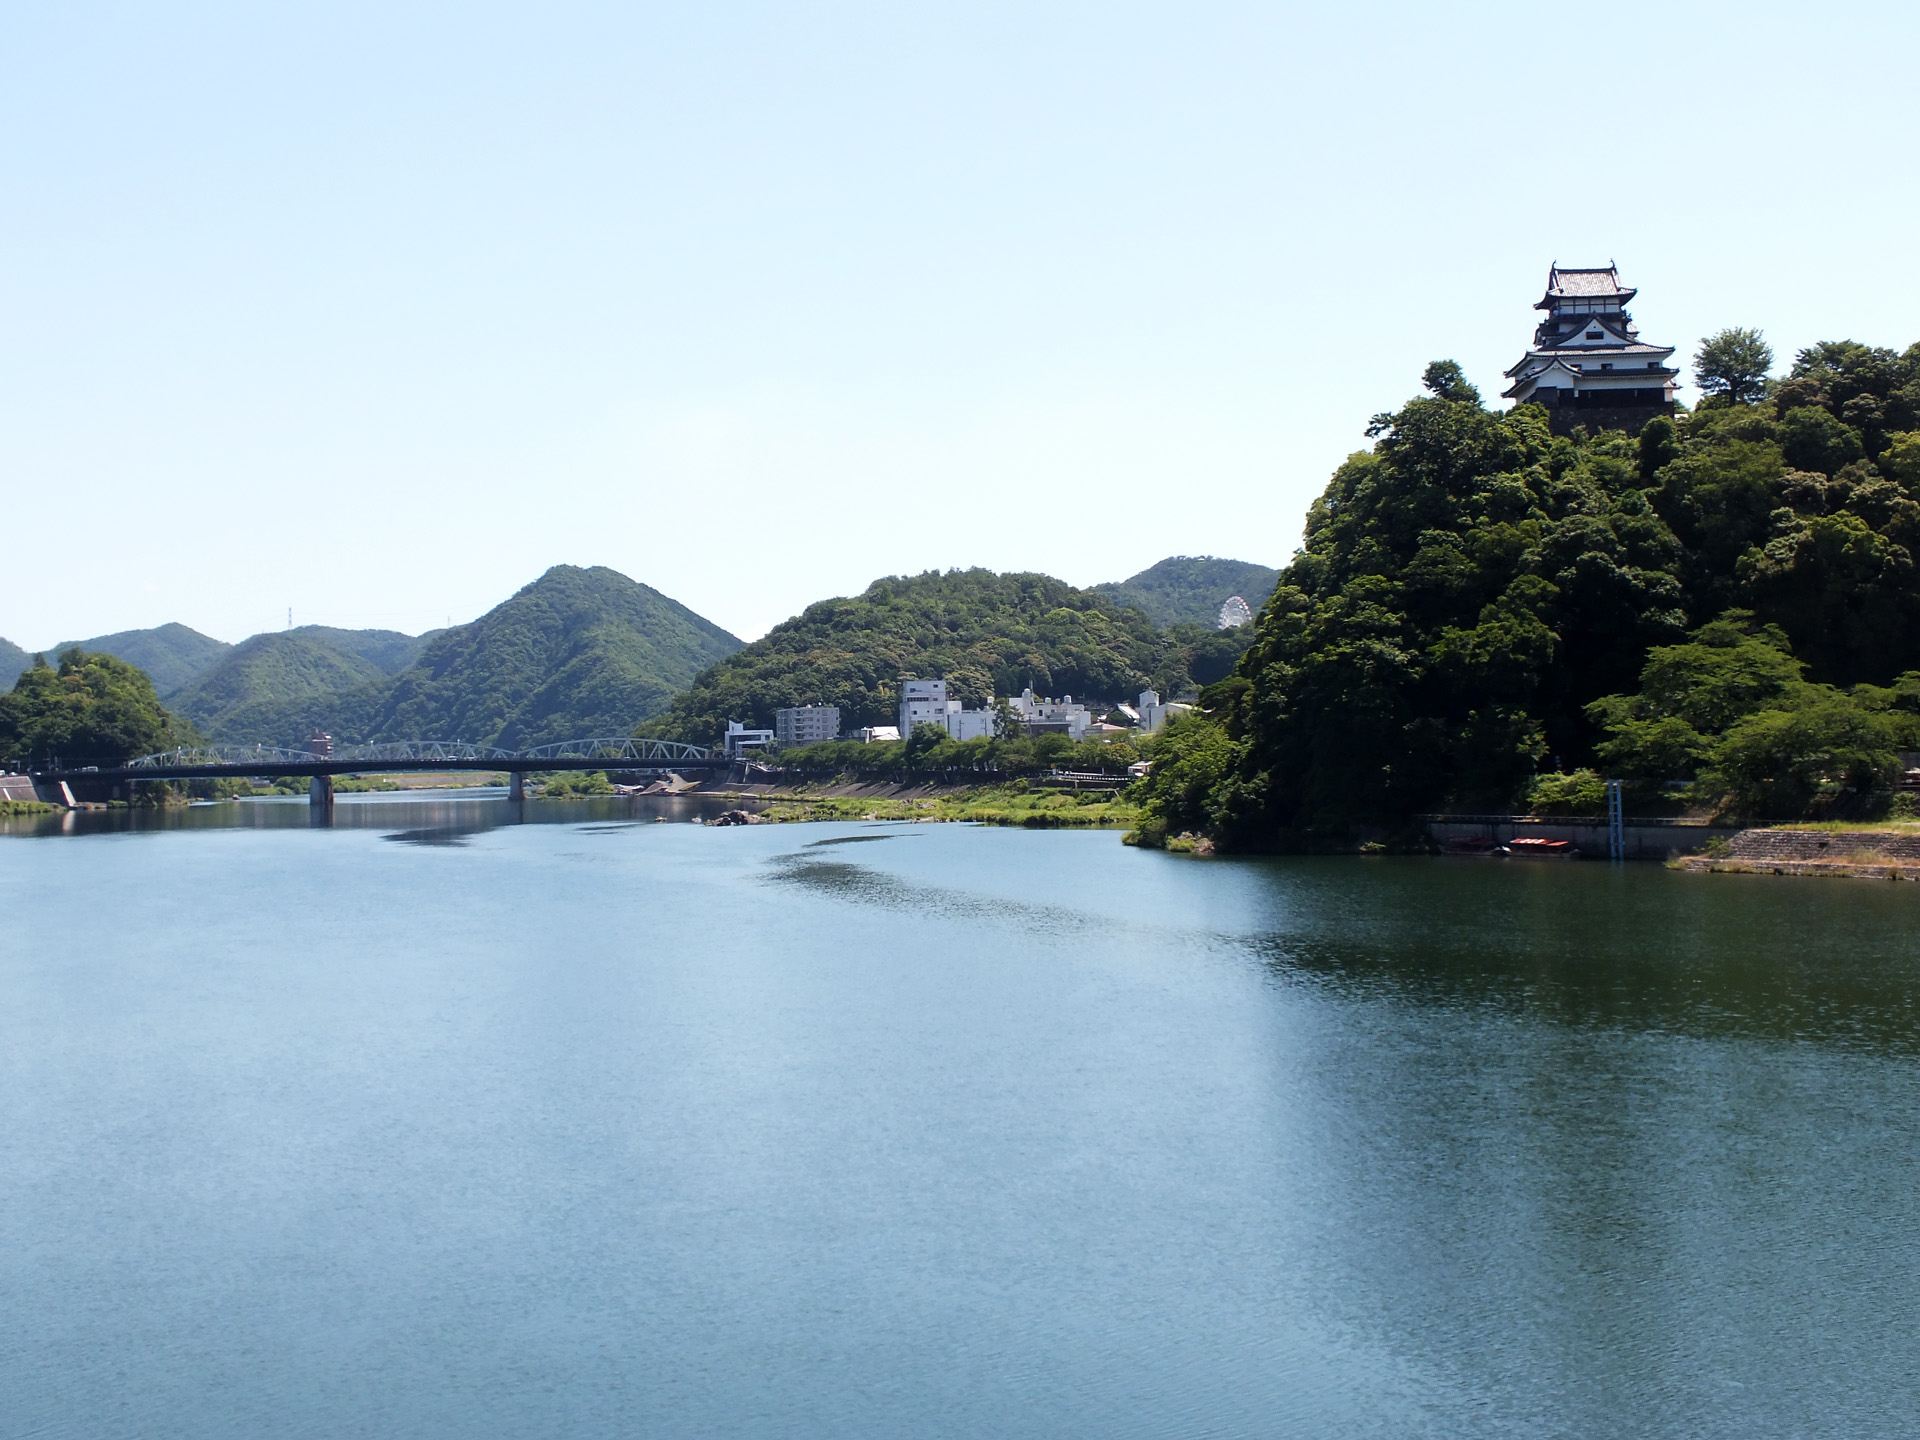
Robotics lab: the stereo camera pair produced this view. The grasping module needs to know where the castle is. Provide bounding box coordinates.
[1502,264,1678,436]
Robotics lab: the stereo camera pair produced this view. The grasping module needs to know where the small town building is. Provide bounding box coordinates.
[898,678,997,742]
[853,725,901,743]
[1217,596,1254,628]
[1502,264,1678,436]
[1136,689,1192,735]
[1012,687,1093,740]
[723,720,775,758]
[775,705,840,746]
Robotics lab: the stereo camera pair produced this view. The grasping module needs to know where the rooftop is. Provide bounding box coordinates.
[1537,264,1636,304]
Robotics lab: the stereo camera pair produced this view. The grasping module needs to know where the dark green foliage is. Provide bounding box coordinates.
[168,630,401,742]
[1421,359,1481,405]
[1091,555,1280,630]
[1589,614,1920,819]
[1693,327,1773,405]
[0,650,184,767]
[1145,331,1920,844]
[368,566,741,747]
[169,567,740,747]
[641,569,1172,744]
[43,623,232,696]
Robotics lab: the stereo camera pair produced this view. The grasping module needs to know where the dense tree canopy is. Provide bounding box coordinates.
[1693,327,1774,405]
[0,650,184,768]
[1137,335,1920,844]
[639,568,1240,744]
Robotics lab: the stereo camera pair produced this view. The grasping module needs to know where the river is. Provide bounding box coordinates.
[3,798,1917,1437]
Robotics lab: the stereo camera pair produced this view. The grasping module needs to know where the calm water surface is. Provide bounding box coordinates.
[3,799,1917,1437]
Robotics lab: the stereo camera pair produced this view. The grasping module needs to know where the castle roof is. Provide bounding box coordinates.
[1535,263,1636,308]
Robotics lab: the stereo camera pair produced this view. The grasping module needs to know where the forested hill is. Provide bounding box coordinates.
[1094,556,1280,629]
[639,568,1254,743]
[364,565,742,747]
[46,623,232,696]
[169,566,743,747]
[1137,342,1920,844]
[167,627,429,742]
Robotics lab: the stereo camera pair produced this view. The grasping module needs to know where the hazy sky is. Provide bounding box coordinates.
[4,2,1916,647]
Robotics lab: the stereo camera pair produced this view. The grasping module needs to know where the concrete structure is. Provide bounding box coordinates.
[1421,814,1737,862]
[899,678,998,743]
[1136,690,1192,735]
[724,720,775,759]
[1502,264,1678,436]
[775,705,841,746]
[1012,687,1093,740]
[1218,595,1254,628]
[853,726,901,744]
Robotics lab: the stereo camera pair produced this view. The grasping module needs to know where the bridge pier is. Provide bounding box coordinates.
[310,774,334,816]
[509,771,525,803]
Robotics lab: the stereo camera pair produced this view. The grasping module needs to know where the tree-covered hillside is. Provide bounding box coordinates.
[0,650,186,768]
[641,568,1241,744]
[167,629,413,742]
[366,565,742,746]
[1137,342,1920,844]
[1093,556,1279,629]
[45,623,232,696]
[171,566,741,747]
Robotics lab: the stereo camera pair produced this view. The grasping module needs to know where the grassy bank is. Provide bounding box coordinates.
[732,781,1140,828]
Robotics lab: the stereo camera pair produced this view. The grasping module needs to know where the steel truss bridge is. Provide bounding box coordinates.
[32,738,723,803]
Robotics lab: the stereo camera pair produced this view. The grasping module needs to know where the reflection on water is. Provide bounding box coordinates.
[2,823,1917,1438]
[0,788,761,840]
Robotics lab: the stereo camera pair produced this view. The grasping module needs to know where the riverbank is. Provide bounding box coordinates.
[1678,826,1920,880]
[692,777,1139,828]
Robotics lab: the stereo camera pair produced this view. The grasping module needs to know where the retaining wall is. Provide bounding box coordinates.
[1422,816,1739,861]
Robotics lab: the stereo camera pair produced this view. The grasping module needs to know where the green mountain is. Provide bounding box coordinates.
[177,565,742,747]
[362,565,742,746]
[43,623,232,696]
[167,627,427,742]
[1093,556,1280,629]
[641,568,1219,745]
[0,636,31,689]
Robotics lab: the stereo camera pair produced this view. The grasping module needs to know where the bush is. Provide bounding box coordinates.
[1525,769,1606,815]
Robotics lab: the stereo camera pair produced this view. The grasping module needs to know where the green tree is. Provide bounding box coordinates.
[1694,327,1773,405]
[1421,359,1481,405]
[0,650,183,767]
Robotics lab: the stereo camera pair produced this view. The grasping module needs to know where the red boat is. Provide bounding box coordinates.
[1507,837,1573,858]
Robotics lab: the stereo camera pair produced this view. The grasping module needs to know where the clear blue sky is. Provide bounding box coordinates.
[4,2,1916,646]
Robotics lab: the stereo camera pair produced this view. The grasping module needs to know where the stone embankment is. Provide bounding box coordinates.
[1680,828,1920,881]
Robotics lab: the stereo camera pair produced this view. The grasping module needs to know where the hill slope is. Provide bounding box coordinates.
[1093,556,1280,629]
[174,567,740,747]
[167,630,409,742]
[0,636,30,689]
[41,623,231,695]
[364,566,743,746]
[641,568,1182,744]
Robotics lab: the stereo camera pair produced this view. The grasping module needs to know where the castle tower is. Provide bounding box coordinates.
[1502,264,1678,436]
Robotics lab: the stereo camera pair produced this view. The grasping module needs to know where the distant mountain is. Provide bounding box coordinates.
[42,623,232,695]
[0,636,31,689]
[176,566,742,747]
[363,565,742,747]
[1093,556,1280,629]
[167,627,429,742]
[641,567,1225,744]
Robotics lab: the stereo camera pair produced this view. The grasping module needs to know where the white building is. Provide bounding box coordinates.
[899,678,998,743]
[1012,687,1093,740]
[853,725,901,744]
[1136,690,1193,734]
[723,720,775,758]
[775,705,840,746]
